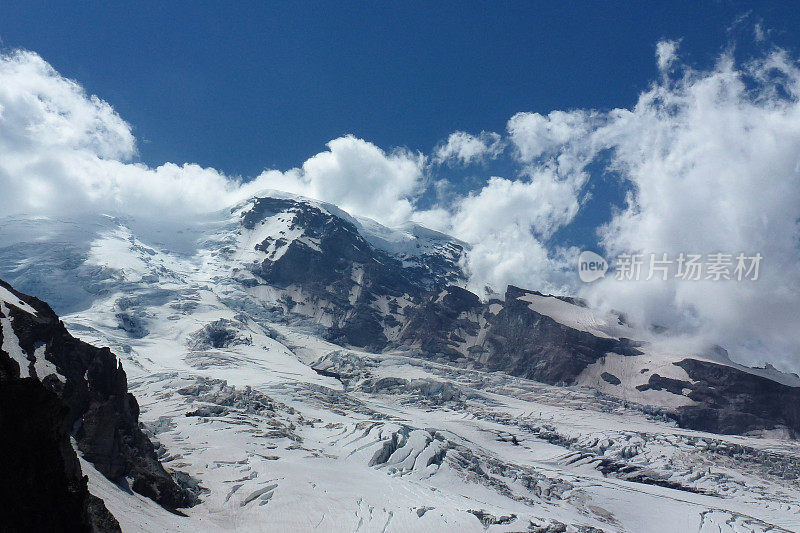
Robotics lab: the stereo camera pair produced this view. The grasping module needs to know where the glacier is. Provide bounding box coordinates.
[1,191,800,532]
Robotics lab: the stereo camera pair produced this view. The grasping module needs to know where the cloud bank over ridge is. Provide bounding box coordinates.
[2,42,800,371]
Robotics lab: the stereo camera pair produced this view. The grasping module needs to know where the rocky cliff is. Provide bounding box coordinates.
[0,279,197,530]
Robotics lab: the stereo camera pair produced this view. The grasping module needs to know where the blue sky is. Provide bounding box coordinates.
[3,2,796,174]
[5,1,798,252]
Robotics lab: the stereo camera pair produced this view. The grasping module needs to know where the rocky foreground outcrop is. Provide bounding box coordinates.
[0,279,197,531]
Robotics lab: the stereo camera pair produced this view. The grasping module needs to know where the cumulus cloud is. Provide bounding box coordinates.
[0,50,136,161]
[584,45,800,370]
[434,131,504,166]
[430,111,598,295]
[655,39,680,72]
[0,50,248,219]
[0,50,423,227]
[507,110,597,163]
[442,173,580,295]
[262,136,424,226]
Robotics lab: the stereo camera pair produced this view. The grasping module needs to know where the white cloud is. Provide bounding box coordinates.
[0,51,251,220]
[0,51,423,228]
[444,173,580,295]
[655,39,680,72]
[582,49,800,370]
[434,111,600,295]
[0,49,580,296]
[507,110,596,162]
[434,131,504,166]
[415,165,587,295]
[260,136,424,227]
[0,50,136,161]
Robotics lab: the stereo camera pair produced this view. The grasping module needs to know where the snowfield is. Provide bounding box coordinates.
[2,194,800,532]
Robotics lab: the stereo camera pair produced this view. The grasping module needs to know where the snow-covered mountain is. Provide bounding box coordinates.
[2,191,800,532]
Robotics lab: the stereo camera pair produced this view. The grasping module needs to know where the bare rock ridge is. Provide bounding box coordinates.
[398,285,800,436]
[0,279,197,531]
[235,195,800,438]
[398,285,643,384]
[239,196,465,351]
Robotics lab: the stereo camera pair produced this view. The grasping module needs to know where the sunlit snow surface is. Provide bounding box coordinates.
[2,200,800,532]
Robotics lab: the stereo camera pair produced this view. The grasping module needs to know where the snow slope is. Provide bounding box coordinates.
[2,194,800,532]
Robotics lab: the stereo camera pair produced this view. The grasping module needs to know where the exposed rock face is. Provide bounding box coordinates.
[481,287,642,384]
[399,285,642,385]
[0,279,197,526]
[658,359,800,435]
[0,379,120,532]
[239,197,465,351]
[398,285,800,436]
[397,285,484,360]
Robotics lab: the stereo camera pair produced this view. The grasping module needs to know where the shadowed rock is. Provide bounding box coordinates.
[0,278,199,519]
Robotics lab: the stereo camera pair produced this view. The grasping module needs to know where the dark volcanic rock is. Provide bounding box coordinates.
[244,197,412,293]
[240,197,465,351]
[400,285,641,385]
[0,378,121,532]
[397,283,800,436]
[636,374,693,395]
[672,359,800,436]
[398,286,483,359]
[481,287,641,384]
[0,279,197,518]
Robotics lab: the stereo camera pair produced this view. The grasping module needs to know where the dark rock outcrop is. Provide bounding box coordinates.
[240,197,465,351]
[0,378,121,532]
[400,285,641,385]
[601,372,622,385]
[673,359,800,436]
[633,359,800,435]
[481,287,641,384]
[398,285,483,360]
[0,278,197,528]
[397,285,800,437]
